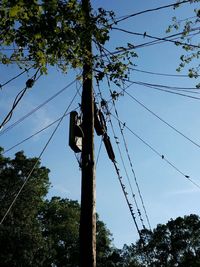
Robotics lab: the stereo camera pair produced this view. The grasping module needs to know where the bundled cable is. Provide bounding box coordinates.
[0,68,40,130]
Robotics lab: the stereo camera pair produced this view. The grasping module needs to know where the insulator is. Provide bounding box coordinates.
[26,79,34,88]
[94,103,107,136]
[103,133,115,162]
[69,111,82,153]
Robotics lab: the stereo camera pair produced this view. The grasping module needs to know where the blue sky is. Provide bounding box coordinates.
[0,0,200,248]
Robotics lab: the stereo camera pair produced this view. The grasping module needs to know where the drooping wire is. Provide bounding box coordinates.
[96,138,103,166]
[130,67,199,78]
[108,86,152,230]
[114,0,192,24]
[97,27,200,59]
[96,81,147,230]
[0,79,78,137]
[111,113,200,191]
[112,159,142,239]
[94,42,200,92]
[0,66,32,89]
[124,89,200,151]
[0,88,80,225]
[130,81,200,100]
[0,68,41,130]
[133,80,198,91]
[112,27,200,49]
[3,107,80,154]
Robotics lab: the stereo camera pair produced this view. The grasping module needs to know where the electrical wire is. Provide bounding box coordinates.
[108,89,152,230]
[98,27,200,60]
[130,81,200,100]
[0,68,40,130]
[3,109,79,154]
[112,27,200,49]
[101,81,149,230]
[0,66,32,89]
[114,0,194,24]
[124,90,200,151]
[96,81,148,230]
[134,31,200,50]
[96,138,103,166]
[94,36,200,84]
[133,80,198,90]
[111,113,200,191]
[108,106,146,229]
[112,160,142,239]
[0,88,79,225]
[0,79,78,137]
[130,67,199,78]
[95,61,200,98]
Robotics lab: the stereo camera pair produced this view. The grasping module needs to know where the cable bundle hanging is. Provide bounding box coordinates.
[0,68,40,130]
[0,79,77,137]
[94,85,147,238]
[108,87,152,231]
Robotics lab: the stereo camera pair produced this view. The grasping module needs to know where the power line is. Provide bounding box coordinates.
[0,67,32,89]
[94,64,200,101]
[96,81,149,230]
[130,67,199,78]
[115,0,193,24]
[134,30,200,50]
[0,79,78,137]
[0,69,40,130]
[112,27,200,49]
[3,82,82,154]
[108,106,146,229]
[108,89,152,230]
[111,113,200,191]
[97,26,200,59]
[3,110,78,154]
[94,81,146,236]
[0,89,79,225]
[101,80,151,230]
[134,80,198,90]
[124,90,200,151]
[95,63,200,93]
[112,160,143,239]
[131,81,200,100]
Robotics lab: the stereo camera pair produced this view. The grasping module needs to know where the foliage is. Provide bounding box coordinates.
[0,0,134,83]
[126,214,200,267]
[0,148,119,267]
[167,0,200,85]
[40,198,114,267]
[0,149,50,267]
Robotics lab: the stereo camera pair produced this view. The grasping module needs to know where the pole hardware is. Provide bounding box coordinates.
[69,111,83,153]
[94,102,107,136]
[103,132,116,162]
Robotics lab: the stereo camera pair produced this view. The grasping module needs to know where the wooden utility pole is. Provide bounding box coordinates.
[80,0,96,266]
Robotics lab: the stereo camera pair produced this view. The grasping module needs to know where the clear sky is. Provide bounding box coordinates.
[0,0,200,248]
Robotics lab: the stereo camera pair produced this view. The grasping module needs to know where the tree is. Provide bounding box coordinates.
[129,214,200,267]
[0,148,50,267]
[40,197,114,267]
[0,0,134,83]
[167,0,200,84]
[0,148,117,267]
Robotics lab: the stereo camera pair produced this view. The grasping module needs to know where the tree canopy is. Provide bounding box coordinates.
[123,214,200,267]
[0,148,117,267]
[166,1,200,85]
[1,149,200,266]
[0,148,50,266]
[0,0,135,83]
[1,0,199,84]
